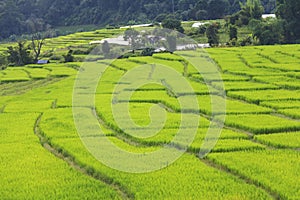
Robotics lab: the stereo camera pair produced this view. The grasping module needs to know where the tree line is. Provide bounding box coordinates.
[0,0,277,40]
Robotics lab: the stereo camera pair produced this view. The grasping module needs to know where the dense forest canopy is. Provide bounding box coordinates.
[0,0,277,40]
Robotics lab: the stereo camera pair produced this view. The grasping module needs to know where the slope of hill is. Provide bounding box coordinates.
[0,0,277,39]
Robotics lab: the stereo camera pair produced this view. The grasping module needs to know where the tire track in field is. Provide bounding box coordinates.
[34,113,134,200]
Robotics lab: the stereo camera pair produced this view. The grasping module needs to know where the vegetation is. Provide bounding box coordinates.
[0,11,299,199]
[0,0,277,40]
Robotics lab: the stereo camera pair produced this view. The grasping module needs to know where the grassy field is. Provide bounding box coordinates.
[0,28,299,199]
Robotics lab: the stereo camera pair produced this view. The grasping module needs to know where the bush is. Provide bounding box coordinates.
[0,53,8,69]
[141,48,155,56]
[206,23,220,47]
[229,25,238,40]
[239,36,253,46]
[63,50,74,62]
[198,25,208,35]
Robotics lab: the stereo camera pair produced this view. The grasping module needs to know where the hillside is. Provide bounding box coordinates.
[0,0,277,39]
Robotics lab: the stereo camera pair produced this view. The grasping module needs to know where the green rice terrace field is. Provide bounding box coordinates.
[0,30,300,199]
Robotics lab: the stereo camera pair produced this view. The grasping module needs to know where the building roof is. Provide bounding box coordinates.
[37,60,50,64]
[262,14,276,19]
[192,22,210,28]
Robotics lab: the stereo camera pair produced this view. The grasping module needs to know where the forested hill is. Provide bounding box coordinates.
[0,0,276,39]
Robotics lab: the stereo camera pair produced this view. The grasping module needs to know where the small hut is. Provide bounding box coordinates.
[37,60,50,64]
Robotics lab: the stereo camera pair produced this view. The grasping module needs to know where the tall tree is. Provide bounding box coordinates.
[7,41,33,66]
[162,17,184,33]
[276,0,300,42]
[206,23,220,47]
[31,33,46,62]
[207,0,230,19]
[0,0,24,39]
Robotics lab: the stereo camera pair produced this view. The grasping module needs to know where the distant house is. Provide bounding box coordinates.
[37,60,50,64]
[192,22,210,28]
[262,14,276,19]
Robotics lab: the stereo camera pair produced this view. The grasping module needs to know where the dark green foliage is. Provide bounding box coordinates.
[0,53,8,69]
[7,41,33,66]
[0,0,277,40]
[230,0,264,26]
[31,33,46,62]
[276,0,300,43]
[162,17,184,33]
[207,0,230,19]
[141,48,155,56]
[229,25,238,40]
[250,18,284,45]
[206,23,220,47]
[63,50,74,63]
[239,35,253,46]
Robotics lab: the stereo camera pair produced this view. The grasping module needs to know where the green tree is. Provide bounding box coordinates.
[0,53,8,69]
[252,0,264,19]
[63,50,74,62]
[31,33,46,63]
[229,25,238,40]
[249,18,284,45]
[7,41,33,66]
[238,0,264,25]
[162,17,184,33]
[276,0,300,42]
[0,0,24,39]
[207,0,229,19]
[206,23,220,47]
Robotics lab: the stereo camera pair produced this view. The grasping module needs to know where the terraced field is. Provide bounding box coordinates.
[0,32,299,199]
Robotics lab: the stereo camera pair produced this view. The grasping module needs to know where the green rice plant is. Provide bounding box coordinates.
[109,59,140,71]
[185,95,272,115]
[0,78,63,96]
[253,75,300,89]
[152,53,184,61]
[259,100,300,109]
[208,149,300,199]
[257,63,300,72]
[212,81,279,91]
[190,138,265,153]
[128,56,186,74]
[219,114,300,134]
[0,68,30,82]
[4,99,53,113]
[0,113,120,199]
[278,108,300,119]
[191,73,250,82]
[242,53,275,67]
[228,89,300,104]
[39,108,271,199]
[24,67,50,79]
[254,131,300,148]
[47,66,77,77]
[1,42,300,199]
